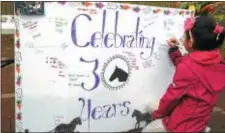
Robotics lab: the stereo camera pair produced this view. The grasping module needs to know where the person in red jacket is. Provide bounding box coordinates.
[142,16,225,132]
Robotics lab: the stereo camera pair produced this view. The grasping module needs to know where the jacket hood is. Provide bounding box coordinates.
[189,49,225,93]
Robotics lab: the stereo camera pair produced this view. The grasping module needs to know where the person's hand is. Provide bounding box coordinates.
[167,37,179,48]
[146,104,153,114]
[145,100,159,114]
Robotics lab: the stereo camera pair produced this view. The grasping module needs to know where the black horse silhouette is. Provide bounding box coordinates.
[47,117,82,133]
[132,109,152,129]
[109,66,128,82]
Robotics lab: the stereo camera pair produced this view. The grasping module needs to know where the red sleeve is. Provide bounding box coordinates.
[152,63,191,120]
[169,47,183,66]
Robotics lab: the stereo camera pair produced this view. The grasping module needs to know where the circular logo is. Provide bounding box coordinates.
[101,55,131,91]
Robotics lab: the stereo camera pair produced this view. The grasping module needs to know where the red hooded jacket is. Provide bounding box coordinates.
[152,48,225,132]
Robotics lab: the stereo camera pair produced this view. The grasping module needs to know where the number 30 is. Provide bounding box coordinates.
[80,57,100,91]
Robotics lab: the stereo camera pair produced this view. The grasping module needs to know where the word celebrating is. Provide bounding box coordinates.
[71,10,156,55]
[79,97,131,131]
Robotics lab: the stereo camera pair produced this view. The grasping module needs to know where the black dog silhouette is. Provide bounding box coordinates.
[132,109,152,129]
[47,117,82,133]
[109,66,128,82]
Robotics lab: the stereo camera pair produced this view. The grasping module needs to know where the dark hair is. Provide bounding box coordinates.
[185,16,225,51]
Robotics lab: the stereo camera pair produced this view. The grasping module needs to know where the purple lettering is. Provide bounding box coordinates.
[135,17,140,47]
[71,14,92,47]
[92,106,102,120]
[104,33,114,48]
[71,10,157,53]
[79,97,131,131]
[90,32,101,48]
[114,11,123,47]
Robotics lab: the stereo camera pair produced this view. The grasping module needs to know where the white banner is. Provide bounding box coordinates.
[15,2,192,132]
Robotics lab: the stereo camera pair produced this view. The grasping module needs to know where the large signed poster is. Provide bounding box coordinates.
[15,2,192,132]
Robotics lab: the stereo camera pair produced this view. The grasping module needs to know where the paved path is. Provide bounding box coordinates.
[209,90,225,132]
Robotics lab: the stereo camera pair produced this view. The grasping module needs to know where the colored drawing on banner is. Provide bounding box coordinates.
[15,2,191,132]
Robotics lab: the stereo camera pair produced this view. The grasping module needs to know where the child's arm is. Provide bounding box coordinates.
[168,47,183,66]
[151,63,192,120]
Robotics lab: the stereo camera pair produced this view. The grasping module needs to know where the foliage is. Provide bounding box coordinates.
[176,2,225,16]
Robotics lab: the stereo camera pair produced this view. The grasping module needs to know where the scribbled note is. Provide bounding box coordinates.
[90,9,98,15]
[141,52,161,69]
[123,51,139,70]
[163,19,175,31]
[60,43,69,49]
[32,33,41,39]
[45,56,67,77]
[35,48,44,55]
[54,17,68,33]
[46,57,57,68]
[78,7,89,12]
[143,16,158,29]
[142,59,154,69]
[25,40,57,53]
[22,20,41,40]
[67,73,89,87]
[143,22,155,29]
[22,20,38,30]
[58,61,67,69]
[68,74,79,86]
